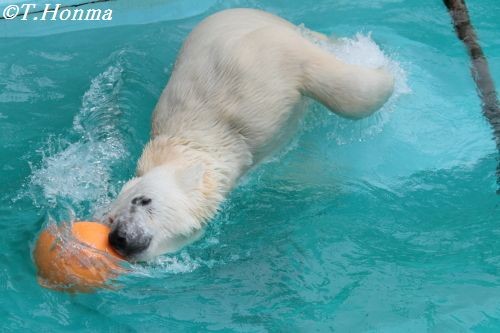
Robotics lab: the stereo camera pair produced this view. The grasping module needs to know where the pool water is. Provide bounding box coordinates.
[1,0,500,331]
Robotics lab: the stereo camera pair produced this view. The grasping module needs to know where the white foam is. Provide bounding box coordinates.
[22,64,127,213]
[35,51,74,62]
[146,251,201,274]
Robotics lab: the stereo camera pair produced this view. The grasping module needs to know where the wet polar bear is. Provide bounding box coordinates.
[105,8,394,261]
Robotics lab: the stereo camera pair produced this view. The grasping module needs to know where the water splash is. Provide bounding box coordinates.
[148,251,202,274]
[21,63,127,215]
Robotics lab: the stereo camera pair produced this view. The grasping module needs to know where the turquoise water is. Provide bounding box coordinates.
[1,0,500,331]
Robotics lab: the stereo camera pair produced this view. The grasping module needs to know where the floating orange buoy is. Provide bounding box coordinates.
[34,221,125,292]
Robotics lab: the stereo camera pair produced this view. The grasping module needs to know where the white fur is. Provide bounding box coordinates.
[105,8,394,260]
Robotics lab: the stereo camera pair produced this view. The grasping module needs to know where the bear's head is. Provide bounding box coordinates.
[104,164,205,261]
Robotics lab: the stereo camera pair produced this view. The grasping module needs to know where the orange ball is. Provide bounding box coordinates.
[34,221,125,292]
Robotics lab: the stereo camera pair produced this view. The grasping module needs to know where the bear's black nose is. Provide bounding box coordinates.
[108,225,152,258]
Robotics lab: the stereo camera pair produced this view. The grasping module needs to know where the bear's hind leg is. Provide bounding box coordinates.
[301,45,394,119]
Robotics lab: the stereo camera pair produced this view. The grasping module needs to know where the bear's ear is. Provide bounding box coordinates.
[120,177,141,194]
[176,163,204,192]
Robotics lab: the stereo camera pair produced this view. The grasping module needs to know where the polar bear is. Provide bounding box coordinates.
[104,8,394,261]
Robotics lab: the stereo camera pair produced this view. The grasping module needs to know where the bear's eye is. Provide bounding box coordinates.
[131,196,152,206]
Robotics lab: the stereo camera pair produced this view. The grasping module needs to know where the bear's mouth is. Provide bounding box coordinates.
[108,223,153,260]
